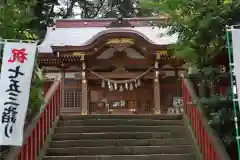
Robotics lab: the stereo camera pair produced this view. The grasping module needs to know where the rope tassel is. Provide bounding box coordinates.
[88,67,153,92]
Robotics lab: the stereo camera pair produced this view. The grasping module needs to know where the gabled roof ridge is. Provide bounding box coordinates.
[55,16,167,22]
[55,16,168,28]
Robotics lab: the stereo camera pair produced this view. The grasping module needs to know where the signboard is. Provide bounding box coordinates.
[0,42,37,146]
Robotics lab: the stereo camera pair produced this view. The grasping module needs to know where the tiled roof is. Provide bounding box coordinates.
[38,17,177,53]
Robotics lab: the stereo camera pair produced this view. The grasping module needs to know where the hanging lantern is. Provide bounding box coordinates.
[114,83,118,90]
[137,79,141,86]
[101,80,105,88]
[125,83,128,90]
[129,83,133,90]
[119,85,124,92]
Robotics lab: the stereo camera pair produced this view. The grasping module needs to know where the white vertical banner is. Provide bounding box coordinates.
[0,42,37,146]
[231,29,240,103]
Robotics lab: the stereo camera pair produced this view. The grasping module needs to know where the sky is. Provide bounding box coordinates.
[55,0,108,19]
[54,0,82,19]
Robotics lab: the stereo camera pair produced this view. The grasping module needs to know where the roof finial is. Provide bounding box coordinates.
[117,14,123,24]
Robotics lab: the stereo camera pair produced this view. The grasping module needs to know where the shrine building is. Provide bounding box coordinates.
[37,16,185,115]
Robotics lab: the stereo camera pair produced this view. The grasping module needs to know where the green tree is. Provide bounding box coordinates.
[140,0,240,97]
[28,0,140,38]
[139,0,240,159]
[0,0,37,39]
[0,1,45,158]
[30,0,59,38]
[0,0,44,120]
[199,89,238,159]
[55,0,138,19]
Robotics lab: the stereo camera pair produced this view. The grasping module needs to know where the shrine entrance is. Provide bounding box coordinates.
[88,79,153,114]
[38,17,184,115]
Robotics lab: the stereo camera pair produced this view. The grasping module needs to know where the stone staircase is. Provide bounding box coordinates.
[42,115,199,160]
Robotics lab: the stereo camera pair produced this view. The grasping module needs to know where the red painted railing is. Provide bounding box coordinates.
[5,78,62,160]
[43,80,54,94]
[181,77,231,160]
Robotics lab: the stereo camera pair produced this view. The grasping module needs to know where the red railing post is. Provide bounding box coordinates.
[43,109,46,143]
[36,122,40,156]
[52,94,55,122]
[3,79,62,160]
[181,77,230,160]
[31,129,36,159]
[27,136,32,160]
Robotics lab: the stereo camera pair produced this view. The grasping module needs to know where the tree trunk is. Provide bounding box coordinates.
[63,0,76,18]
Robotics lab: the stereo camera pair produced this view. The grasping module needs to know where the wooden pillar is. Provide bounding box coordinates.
[81,81,88,115]
[81,55,88,115]
[153,51,165,114]
[61,71,65,110]
[153,64,161,114]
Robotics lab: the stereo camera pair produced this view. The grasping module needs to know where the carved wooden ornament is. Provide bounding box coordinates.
[106,38,135,45]
[73,52,85,57]
[106,38,134,52]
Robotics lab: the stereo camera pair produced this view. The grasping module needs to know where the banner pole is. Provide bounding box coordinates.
[226,26,240,160]
[0,39,2,160]
[0,39,37,44]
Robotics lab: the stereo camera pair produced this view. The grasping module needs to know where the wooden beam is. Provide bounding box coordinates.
[86,71,165,79]
[87,59,153,67]
[45,68,181,73]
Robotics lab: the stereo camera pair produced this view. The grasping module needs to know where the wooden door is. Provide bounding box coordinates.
[88,82,153,114]
[61,78,82,113]
[135,83,153,114]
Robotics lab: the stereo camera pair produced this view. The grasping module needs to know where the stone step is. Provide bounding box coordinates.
[58,119,184,126]
[43,154,197,160]
[60,115,182,121]
[43,115,198,160]
[52,132,187,141]
[55,126,186,133]
[45,145,194,156]
[50,138,192,148]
